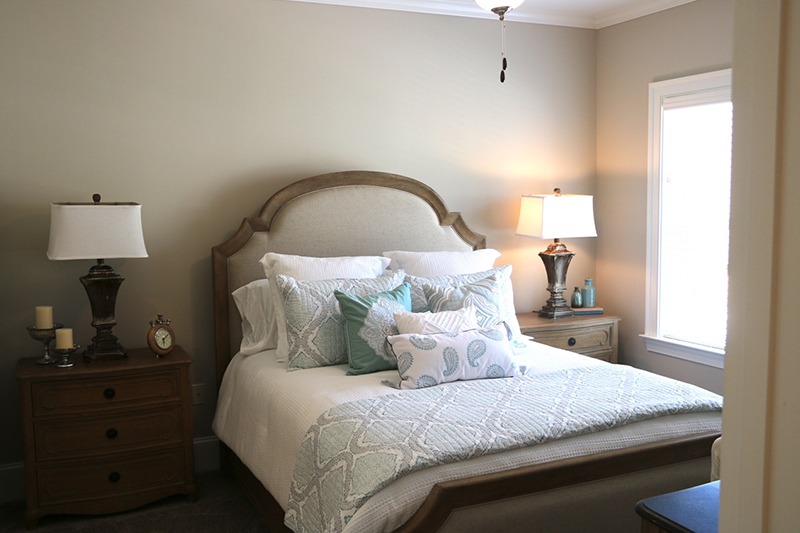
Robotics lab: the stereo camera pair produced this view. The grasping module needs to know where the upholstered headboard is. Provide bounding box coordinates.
[211,170,486,386]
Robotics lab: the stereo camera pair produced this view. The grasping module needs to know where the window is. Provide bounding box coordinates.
[643,69,732,369]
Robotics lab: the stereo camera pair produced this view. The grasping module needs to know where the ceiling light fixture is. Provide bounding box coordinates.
[475,0,525,82]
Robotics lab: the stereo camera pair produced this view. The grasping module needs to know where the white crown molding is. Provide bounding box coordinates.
[595,0,698,29]
[283,0,698,29]
[286,0,499,21]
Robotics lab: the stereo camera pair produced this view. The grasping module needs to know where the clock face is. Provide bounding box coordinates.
[154,328,173,349]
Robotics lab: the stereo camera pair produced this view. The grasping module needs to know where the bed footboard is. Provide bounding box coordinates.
[399,432,717,533]
[436,457,710,533]
[221,432,718,533]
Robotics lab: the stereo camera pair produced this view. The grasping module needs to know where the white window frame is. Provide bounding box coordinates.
[642,68,732,369]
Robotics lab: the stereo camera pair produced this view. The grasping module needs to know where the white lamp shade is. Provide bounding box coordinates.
[476,0,525,11]
[47,203,148,260]
[516,194,597,239]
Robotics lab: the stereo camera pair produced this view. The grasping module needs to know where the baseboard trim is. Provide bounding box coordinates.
[194,435,221,473]
[0,461,24,504]
[0,436,221,504]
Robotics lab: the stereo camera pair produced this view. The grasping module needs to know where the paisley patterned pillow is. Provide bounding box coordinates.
[335,283,412,375]
[386,326,517,390]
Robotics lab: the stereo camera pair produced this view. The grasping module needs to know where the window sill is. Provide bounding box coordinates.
[640,334,724,369]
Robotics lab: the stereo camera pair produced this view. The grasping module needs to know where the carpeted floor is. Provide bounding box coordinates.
[0,471,269,532]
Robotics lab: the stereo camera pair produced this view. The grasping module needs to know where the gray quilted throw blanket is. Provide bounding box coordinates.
[284,365,722,533]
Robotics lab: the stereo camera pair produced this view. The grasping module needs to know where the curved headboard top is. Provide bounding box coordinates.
[212,170,486,385]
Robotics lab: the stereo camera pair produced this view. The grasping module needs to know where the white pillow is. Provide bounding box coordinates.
[387,326,518,390]
[382,249,500,277]
[393,306,479,335]
[260,252,390,280]
[231,279,273,355]
[252,253,391,351]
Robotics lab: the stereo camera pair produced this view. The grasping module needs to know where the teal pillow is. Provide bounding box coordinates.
[335,283,412,375]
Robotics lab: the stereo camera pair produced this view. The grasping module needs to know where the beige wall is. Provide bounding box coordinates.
[0,0,596,484]
[595,0,733,393]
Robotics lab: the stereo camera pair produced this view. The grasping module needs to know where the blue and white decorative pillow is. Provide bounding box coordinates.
[258,253,392,351]
[386,326,518,390]
[422,274,506,329]
[404,265,522,336]
[421,274,532,355]
[275,270,405,370]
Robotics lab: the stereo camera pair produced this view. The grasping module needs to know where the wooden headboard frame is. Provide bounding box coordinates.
[211,170,486,387]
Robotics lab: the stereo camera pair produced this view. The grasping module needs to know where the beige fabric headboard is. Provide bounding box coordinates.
[211,170,486,386]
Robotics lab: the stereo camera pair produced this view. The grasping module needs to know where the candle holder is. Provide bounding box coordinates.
[53,345,80,368]
[26,324,64,365]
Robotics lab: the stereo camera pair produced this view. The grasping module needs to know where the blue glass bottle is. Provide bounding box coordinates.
[571,287,583,308]
[581,278,596,308]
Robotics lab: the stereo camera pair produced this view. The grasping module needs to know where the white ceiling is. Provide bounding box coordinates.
[285,0,697,29]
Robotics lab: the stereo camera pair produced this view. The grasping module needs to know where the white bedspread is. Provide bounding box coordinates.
[212,342,722,533]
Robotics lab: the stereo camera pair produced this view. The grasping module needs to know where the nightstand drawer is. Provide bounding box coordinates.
[32,369,182,417]
[516,313,621,363]
[37,448,186,505]
[533,324,613,352]
[34,406,184,460]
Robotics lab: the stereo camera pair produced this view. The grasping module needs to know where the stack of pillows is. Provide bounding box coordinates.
[232,250,529,390]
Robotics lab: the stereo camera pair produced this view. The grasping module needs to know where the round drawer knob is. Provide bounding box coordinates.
[106,428,118,439]
[108,471,121,483]
[568,337,577,347]
[103,387,116,399]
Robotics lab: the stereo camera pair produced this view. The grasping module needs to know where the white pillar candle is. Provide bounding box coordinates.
[55,328,73,349]
[35,306,53,329]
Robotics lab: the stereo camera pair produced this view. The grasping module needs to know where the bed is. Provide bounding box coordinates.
[211,170,722,533]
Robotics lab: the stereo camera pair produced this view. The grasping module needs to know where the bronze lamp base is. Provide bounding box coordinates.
[81,260,127,361]
[537,239,576,319]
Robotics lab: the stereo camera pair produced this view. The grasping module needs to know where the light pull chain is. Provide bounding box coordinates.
[484,4,515,82]
[501,15,508,82]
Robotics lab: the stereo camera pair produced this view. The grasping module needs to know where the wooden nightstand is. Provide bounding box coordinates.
[516,313,621,363]
[16,346,196,528]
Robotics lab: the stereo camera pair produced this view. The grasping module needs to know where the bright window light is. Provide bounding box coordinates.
[659,101,732,350]
[643,69,732,368]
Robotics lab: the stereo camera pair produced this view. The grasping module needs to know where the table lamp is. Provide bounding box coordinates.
[47,194,148,360]
[516,188,597,318]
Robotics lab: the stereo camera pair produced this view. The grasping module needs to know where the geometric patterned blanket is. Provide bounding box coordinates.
[284,365,722,533]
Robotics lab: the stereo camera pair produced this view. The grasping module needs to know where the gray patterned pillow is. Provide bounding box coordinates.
[386,326,517,389]
[404,264,521,336]
[421,272,533,356]
[275,271,405,370]
[422,274,506,329]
